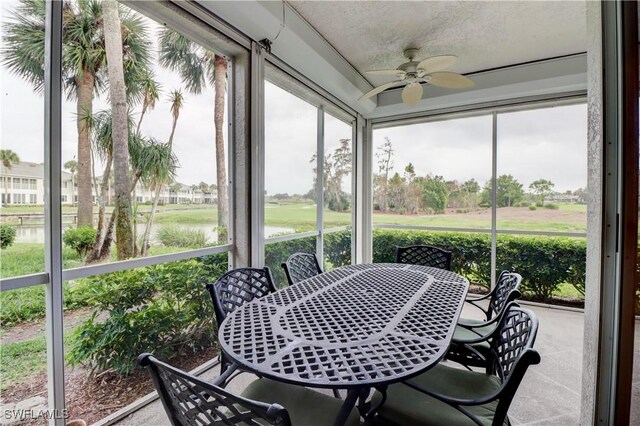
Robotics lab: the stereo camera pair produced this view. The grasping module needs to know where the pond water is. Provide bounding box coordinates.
[12,223,294,245]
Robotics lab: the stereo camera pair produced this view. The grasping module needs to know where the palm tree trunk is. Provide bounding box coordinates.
[76,69,95,226]
[141,186,161,256]
[136,105,148,135]
[214,55,228,241]
[130,173,143,256]
[86,154,112,264]
[104,0,133,260]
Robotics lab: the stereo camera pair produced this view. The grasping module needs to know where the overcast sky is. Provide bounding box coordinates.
[1,1,587,195]
[374,103,587,193]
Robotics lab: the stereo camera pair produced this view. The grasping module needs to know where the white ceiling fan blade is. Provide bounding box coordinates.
[402,83,423,106]
[358,80,403,101]
[416,55,458,74]
[428,72,474,89]
[366,69,407,77]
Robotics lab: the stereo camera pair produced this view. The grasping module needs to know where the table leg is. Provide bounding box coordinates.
[332,389,360,426]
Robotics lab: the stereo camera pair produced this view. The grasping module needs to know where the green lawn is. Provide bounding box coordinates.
[0,244,84,278]
[0,201,587,279]
[0,336,48,391]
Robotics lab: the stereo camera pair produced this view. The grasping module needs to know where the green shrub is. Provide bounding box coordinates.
[0,224,17,249]
[516,202,531,207]
[157,225,208,248]
[63,226,98,257]
[529,205,537,211]
[68,254,227,375]
[372,229,586,301]
[325,230,352,270]
[544,203,559,210]
[535,202,543,207]
[495,235,586,300]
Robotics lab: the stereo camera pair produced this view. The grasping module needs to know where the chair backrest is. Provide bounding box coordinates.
[138,353,291,426]
[395,245,452,270]
[281,253,323,285]
[488,272,522,320]
[486,305,540,426]
[206,267,276,327]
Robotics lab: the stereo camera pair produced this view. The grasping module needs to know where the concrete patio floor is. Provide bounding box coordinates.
[115,303,640,426]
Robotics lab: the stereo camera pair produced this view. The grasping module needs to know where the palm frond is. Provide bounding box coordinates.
[1,0,47,93]
[158,28,209,94]
[135,138,179,189]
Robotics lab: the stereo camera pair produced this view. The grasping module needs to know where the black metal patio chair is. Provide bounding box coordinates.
[395,245,452,270]
[137,353,361,426]
[447,271,522,369]
[205,267,276,372]
[281,252,323,286]
[371,305,540,426]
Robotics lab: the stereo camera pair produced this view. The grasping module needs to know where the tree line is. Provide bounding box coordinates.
[372,138,583,215]
[2,0,228,261]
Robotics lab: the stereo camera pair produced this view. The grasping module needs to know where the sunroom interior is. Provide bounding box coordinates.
[0,1,638,425]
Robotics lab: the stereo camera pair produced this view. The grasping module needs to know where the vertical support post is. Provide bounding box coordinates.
[250,42,265,267]
[44,1,65,424]
[316,107,325,263]
[226,60,236,270]
[350,118,358,265]
[354,116,372,264]
[490,112,498,288]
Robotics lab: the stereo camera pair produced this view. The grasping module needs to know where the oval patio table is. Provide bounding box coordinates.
[218,263,469,425]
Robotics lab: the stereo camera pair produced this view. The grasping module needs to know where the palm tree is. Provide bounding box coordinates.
[167,89,184,149]
[135,70,162,134]
[63,159,77,204]
[159,29,228,232]
[2,0,152,227]
[103,0,133,260]
[140,140,178,256]
[1,150,20,205]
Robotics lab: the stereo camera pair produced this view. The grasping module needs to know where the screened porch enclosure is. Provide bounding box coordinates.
[0,1,637,425]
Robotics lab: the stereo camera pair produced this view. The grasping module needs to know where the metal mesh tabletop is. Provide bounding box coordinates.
[218,263,469,389]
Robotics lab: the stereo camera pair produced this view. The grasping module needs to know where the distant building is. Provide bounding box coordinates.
[547,194,580,203]
[0,161,217,206]
[0,161,74,205]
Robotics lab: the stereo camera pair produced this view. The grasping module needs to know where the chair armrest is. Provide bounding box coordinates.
[458,312,501,331]
[212,362,240,387]
[463,299,490,318]
[465,291,492,302]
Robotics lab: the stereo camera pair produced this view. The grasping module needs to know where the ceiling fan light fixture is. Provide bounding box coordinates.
[402,83,423,106]
[359,51,474,107]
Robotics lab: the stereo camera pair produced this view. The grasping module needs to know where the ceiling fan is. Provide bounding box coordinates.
[359,48,474,106]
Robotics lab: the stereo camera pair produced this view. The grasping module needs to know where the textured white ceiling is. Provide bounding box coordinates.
[288,1,587,88]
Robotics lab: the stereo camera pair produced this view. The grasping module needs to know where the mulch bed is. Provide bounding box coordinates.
[2,346,218,425]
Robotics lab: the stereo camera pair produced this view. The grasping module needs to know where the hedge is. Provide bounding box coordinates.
[372,229,586,301]
[68,253,227,375]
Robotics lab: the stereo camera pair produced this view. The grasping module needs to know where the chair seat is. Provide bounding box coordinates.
[241,378,361,426]
[373,364,503,426]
